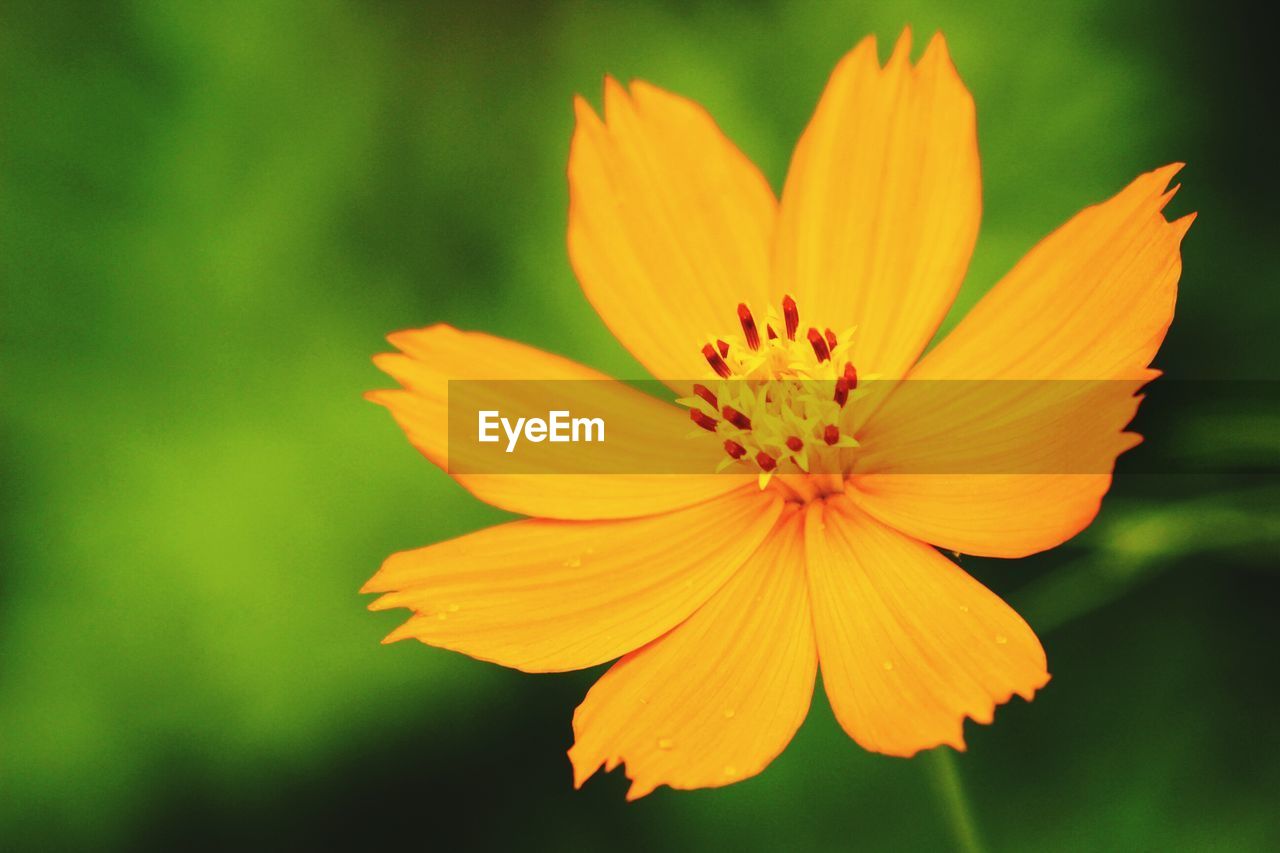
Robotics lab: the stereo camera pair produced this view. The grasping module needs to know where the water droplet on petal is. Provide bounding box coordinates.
[723,765,738,777]
[882,660,894,671]
[435,612,447,621]
[657,738,674,750]
[447,603,460,613]
[563,556,582,568]
[723,708,736,719]
[995,634,1008,645]
[959,604,970,613]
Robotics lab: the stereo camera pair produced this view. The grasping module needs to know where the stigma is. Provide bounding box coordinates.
[681,296,864,490]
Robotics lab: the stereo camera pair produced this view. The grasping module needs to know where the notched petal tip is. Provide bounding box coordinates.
[602,74,631,122]
[625,777,657,802]
[877,673,1052,758]
[1147,162,1185,199]
[380,621,417,645]
[918,30,965,83]
[385,323,458,351]
[1017,670,1052,702]
[1119,429,1145,454]
[1142,164,1195,238]
[569,746,658,801]
[568,753,686,801]
[571,91,593,115]
[369,353,419,388]
[924,29,951,55]
[842,27,954,73]
[365,592,402,612]
[361,551,408,595]
[888,26,913,65]
[567,744,598,789]
[836,32,880,73]
[571,93,604,135]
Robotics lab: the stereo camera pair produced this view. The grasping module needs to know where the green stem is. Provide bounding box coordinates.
[925,748,986,853]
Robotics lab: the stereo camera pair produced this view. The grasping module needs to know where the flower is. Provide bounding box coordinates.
[363,29,1192,799]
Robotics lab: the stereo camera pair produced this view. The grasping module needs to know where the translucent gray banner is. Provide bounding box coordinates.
[444,379,1280,476]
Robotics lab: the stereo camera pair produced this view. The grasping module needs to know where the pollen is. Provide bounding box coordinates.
[682,296,866,487]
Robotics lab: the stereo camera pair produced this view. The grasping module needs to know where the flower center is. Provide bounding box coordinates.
[682,296,865,494]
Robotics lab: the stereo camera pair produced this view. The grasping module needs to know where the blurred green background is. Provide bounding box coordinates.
[3,0,1278,849]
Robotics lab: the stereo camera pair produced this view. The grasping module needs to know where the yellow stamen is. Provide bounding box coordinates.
[683,297,868,492]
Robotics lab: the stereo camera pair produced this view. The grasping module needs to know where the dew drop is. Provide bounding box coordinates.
[563,556,582,568]
[657,738,674,750]
[723,765,738,777]
[995,634,1008,645]
[882,660,894,671]
[435,612,447,621]
[723,708,736,719]
[447,603,460,613]
[959,604,970,613]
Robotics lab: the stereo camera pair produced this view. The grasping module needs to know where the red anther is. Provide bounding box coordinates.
[824,328,838,350]
[690,409,719,432]
[834,377,850,407]
[756,451,777,471]
[692,383,718,409]
[722,405,752,430]
[724,439,747,460]
[785,436,804,452]
[807,327,831,362]
[782,295,799,340]
[823,425,840,446]
[766,324,778,340]
[737,303,761,350]
[716,339,730,358]
[843,362,858,389]
[702,343,731,378]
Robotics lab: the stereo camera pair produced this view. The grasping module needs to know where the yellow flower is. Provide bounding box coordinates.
[364,29,1192,799]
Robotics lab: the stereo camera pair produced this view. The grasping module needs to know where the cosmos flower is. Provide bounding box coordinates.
[364,29,1192,798]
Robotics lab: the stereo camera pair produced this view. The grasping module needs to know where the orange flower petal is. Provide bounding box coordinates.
[371,324,744,520]
[569,507,815,798]
[568,78,776,386]
[804,497,1049,757]
[773,30,981,379]
[851,166,1192,556]
[910,164,1192,382]
[364,486,783,673]
[849,378,1146,557]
